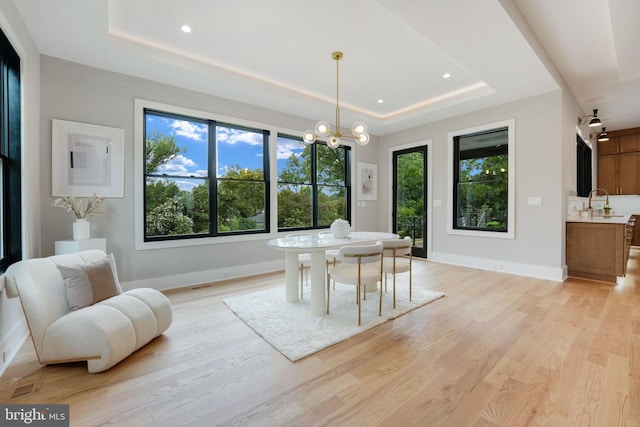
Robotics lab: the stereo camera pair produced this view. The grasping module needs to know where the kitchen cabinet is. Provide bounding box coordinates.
[597,128,640,195]
[566,215,633,283]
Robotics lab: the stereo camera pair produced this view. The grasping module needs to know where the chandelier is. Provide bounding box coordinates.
[302,52,370,149]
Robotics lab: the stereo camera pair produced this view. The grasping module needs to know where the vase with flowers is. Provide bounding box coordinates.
[53,194,105,240]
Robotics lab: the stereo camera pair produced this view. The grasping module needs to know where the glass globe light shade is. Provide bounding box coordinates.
[302,130,316,144]
[355,132,370,146]
[351,121,367,136]
[327,135,340,149]
[315,121,331,137]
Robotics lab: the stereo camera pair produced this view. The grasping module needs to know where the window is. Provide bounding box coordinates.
[143,109,269,242]
[448,120,515,238]
[576,134,592,198]
[0,28,21,272]
[277,134,350,230]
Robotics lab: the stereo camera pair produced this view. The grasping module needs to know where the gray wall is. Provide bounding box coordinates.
[39,56,381,288]
[378,90,572,279]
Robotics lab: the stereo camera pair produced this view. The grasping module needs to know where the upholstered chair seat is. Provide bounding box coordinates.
[326,242,383,325]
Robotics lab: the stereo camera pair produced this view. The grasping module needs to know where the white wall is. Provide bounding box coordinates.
[378,91,567,280]
[0,0,41,376]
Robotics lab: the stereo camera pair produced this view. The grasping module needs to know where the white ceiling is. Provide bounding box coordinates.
[11,0,640,135]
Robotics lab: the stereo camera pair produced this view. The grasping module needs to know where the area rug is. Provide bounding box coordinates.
[223,283,444,361]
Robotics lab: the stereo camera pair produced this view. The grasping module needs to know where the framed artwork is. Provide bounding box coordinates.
[52,119,124,198]
[357,162,377,201]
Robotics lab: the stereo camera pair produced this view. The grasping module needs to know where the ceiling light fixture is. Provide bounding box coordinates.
[181,25,192,33]
[578,108,602,127]
[302,52,369,149]
[597,127,609,142]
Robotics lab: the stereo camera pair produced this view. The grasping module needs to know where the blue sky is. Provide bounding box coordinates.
[146,114,305,190]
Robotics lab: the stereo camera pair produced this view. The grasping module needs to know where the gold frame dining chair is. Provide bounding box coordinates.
[326,241,384,326]
[381,237,413,308]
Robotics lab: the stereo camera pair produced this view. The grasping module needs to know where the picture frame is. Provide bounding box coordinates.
[357,162,377,201]
[52,119,125,198]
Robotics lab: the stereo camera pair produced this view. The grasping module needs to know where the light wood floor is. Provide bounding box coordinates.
[2,250,639,426]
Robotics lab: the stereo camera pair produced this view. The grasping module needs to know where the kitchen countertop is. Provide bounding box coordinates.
[566,213,631,224]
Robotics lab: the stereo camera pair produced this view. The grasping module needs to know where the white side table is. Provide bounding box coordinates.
[55,238,106,255]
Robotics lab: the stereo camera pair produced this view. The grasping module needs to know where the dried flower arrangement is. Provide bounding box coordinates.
[52,194,105,219]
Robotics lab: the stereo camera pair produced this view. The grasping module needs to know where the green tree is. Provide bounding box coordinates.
[279,146,311,184]
[146,198,194,236]
[146,179,181,213]
[316,144,345,185]
[146,131,185,174]
[397,152,424,217]
[217,165,265,231]
[395,152,424,239]
[145,131,192,236]
[277,143,346,228]
[458,154,508,228]
[278,187,311,227]
[191,183,210,233]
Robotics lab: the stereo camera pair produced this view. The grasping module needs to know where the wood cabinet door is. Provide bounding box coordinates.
[598,154,617,194]
[598,138,618,155]
[619,134,639,153]
[619,152,638,195]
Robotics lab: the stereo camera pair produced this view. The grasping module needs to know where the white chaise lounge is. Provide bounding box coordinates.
[4,250,172,373]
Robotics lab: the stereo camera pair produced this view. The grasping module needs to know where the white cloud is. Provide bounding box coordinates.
[169,120,207,141]
[217,127,263,146]
[277,139,304,160]
[174,179,200,192]
[158,154,206,176]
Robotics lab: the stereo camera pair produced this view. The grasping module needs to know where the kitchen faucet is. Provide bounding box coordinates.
[588,188,609,209]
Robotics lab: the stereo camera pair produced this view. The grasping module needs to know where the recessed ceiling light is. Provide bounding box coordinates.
[181,25,192,33]
[442,73,451,79]
[377,99,384,104]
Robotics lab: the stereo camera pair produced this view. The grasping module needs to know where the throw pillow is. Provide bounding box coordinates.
[58,253,123,311]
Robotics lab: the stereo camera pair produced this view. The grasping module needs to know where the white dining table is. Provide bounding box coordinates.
[266,231,398,316]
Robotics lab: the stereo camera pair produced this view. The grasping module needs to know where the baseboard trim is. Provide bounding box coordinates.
[121,253,567,293]
[121,260,284,292]
[429,251,565,281]
[0,317,29,378]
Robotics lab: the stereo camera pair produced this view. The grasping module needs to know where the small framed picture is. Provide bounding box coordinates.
[52,119,124,198]
[357,162,377,201]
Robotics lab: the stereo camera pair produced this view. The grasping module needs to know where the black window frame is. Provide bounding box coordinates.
[576,134,592,198]
[0,27,21,273]
[143,108,270,242]
[276,133,351,232]
[452,126,509,233]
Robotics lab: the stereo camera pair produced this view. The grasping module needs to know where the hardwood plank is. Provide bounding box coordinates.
[1,250,639,426]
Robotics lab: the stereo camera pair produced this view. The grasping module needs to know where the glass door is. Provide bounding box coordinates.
[392,146,427,258]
